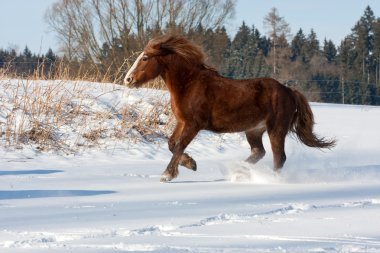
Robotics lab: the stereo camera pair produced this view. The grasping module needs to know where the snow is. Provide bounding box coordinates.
[1,79,380,252]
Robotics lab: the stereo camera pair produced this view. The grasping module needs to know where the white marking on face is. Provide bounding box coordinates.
[124,52,144,84]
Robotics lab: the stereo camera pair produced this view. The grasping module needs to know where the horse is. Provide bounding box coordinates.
[124,35,336,182]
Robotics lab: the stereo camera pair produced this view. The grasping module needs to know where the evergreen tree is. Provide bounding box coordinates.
[305,29,320,61]
[248,26,271,77]
[211,26,230,73]
[0,49,5,68]
[44,48,57,77]
[224,22,271,79]
[225,21,251,78]
[258,34,271,57]
[352,6,374,76]
[23,46,32,59]
[373,17,380,89]
[351,6,376,104]
[323,39,337,63]
[290,28,306,61]
[45,48,56,62]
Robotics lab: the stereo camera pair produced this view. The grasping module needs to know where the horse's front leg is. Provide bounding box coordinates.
[168,123,197,172]
[161,125,198,182]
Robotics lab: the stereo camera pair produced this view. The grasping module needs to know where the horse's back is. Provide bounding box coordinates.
[202,76,296,133]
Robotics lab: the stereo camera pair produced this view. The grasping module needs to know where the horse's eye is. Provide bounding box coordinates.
[142,55,149,61]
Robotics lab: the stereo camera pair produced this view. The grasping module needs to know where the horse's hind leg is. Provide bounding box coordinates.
[268,130,287,172]
[245,129,266,164]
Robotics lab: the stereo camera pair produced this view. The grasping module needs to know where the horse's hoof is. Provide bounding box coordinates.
[245,151,265,164]
[184,159,197,171]
[190,162,197,171]
[160,177,170,183]
[180,154,197,171]
[160,173,173,182]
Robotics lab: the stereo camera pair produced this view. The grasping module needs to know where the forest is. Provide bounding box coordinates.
[1,0,380,105]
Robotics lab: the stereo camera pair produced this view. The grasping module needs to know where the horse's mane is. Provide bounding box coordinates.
[146,35,218,73]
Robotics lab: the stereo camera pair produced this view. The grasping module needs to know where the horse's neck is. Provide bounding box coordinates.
[161,62,200,94]
[161,72,184,95]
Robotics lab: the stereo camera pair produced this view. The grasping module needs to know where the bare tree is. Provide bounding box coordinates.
[263,7,291,76]
[46,0,235,64]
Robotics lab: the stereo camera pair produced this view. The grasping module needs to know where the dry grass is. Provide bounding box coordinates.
[0,62,172,153]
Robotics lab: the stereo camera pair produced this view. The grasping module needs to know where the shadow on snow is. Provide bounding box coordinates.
[0,170,63,176]
[0,190,116,200]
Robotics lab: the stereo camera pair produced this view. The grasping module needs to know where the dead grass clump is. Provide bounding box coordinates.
[0,60,174,153]
[130,124,167,142]
[82,128,106,142]
[19,124,58,151]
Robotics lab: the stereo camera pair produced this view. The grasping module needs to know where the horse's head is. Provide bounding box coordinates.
[124,37,173,88]
[123,50,164,88]
[124,35,206,88]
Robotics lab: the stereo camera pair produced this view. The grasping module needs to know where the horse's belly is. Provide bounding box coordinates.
[207,114,266,133]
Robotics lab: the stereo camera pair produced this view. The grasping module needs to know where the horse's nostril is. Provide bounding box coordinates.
[127,77,132,83]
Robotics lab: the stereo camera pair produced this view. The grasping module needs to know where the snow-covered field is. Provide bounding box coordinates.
[0,79,380,252]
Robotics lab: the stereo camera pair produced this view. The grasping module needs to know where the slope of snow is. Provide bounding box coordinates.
[0,79,380,252]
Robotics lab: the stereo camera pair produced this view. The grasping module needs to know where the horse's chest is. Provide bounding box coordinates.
[170,99,187,120]
[170,96,206,123]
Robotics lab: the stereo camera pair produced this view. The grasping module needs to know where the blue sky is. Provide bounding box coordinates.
[229,0,380,44]
[0,0,53,54]
[1,0,380,54]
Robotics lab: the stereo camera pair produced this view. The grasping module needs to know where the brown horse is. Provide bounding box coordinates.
[124,35,336,182]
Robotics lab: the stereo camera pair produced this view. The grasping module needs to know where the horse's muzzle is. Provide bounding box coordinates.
[123,76,132,85]
[124,76,137,88]
[126,80,140,88]
[125,77,132,83]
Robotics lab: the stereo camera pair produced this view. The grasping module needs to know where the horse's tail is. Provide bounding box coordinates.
[290,89,336,149]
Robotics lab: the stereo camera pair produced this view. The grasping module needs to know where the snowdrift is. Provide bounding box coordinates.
[0,79,380,252]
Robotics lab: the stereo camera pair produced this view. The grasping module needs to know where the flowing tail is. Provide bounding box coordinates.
[290,89,336,149]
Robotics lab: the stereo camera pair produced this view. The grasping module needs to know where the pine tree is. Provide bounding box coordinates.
[290,29,306,61]
[373,18,380,88]
[23,46,32,59]
[211,26,230,73]
[45,48,56,62]
[248,26,270,77]
[225,21,250,78]
[323,39,337,63]
[305,29,320,62]
[351,6,376,104]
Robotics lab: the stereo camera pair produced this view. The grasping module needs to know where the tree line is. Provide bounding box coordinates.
[217,6,380,105]
[1,1,380,105]
[0,47,57,78]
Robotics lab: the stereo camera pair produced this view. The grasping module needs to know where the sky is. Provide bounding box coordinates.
[0,0,54,54]
[229,0,380,44]
[1,0,380,54]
